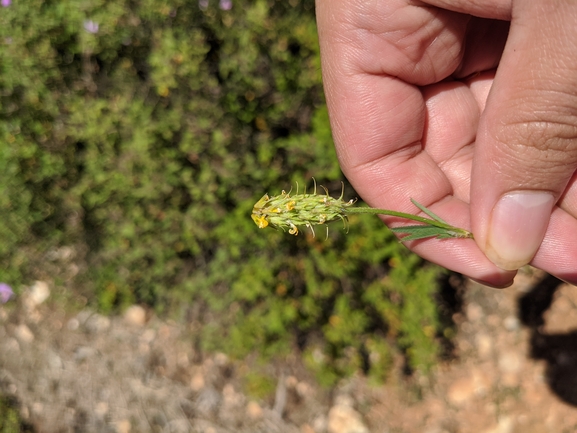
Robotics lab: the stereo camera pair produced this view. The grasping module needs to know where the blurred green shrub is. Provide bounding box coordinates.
[0,0,446,383]
[0,396,32,433]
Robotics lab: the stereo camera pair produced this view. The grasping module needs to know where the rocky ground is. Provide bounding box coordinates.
[1,268,577,433]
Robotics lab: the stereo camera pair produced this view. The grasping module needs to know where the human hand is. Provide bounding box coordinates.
[316,0,577,287]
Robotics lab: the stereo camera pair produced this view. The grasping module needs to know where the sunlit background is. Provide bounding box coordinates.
[0,1,461,431]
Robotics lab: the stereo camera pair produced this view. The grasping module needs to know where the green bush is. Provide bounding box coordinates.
[0,0,447,384]
[0,396,32,433]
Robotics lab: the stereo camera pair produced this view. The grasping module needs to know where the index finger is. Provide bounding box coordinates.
[316,0,515,284]
[316,0,466,207]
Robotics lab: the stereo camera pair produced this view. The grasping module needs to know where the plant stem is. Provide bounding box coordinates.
[346,204,474,240]
[346,206,440,224]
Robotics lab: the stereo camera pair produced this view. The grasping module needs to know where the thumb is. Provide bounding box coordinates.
[471,0,577,271]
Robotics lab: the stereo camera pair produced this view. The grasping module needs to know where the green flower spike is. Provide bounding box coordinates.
[252,182,474,241]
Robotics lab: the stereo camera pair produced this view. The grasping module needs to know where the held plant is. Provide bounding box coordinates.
[252,182,473,241]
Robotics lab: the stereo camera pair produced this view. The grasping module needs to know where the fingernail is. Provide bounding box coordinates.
[469,276,516,289]
[485,191,555,271]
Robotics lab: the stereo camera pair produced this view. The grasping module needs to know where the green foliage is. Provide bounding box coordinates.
[242,370,277,400]
[0,0,447,386]
[0,396,32,433]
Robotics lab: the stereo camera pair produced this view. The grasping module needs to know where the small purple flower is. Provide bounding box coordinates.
[1,0,12,7]
[219,0,232,10]
[83,20,99,34]
[0,283,13,303]
[199,0,208,10]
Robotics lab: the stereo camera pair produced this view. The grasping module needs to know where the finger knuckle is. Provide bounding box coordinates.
[499,114,577,158]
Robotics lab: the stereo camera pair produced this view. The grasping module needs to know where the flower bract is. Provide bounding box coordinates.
[251,184,354,237]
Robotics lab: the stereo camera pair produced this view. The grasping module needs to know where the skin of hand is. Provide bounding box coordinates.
[316,0,577,287]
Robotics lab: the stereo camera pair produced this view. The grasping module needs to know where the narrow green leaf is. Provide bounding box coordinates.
[390,224,455,241]
[410,198,449,225]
